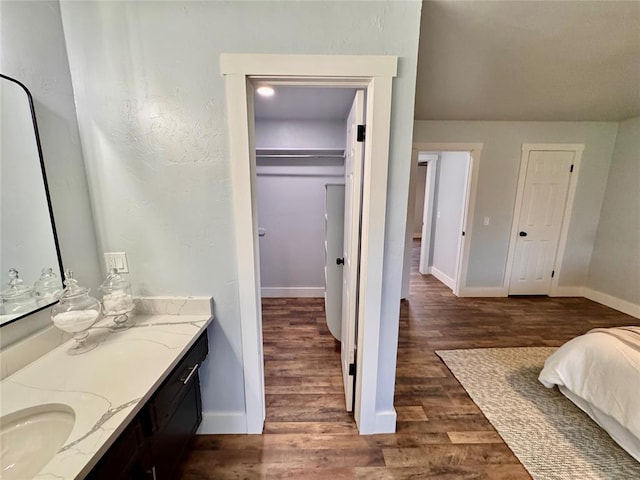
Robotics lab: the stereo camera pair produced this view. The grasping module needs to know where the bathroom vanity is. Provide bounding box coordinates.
[0,297,213,480]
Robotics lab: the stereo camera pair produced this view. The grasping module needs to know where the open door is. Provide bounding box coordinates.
[339,90,365,412]
[419,155,437,275]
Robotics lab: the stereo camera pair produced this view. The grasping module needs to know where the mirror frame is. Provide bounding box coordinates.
[0,73,64,327]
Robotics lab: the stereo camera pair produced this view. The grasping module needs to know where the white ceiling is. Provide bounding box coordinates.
[254,86,356,121]
[415,0,640,121]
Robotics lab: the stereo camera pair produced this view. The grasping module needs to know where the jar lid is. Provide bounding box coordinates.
[0,268,33,300]
[57,269,90,300]
[34,268,60,289]
[99,268,130,291]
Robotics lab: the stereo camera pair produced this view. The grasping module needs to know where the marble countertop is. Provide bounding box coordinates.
[0,297,213,480]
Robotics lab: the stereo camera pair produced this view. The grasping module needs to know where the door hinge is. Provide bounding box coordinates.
[357,125,366,142]
[570,164,574,173]
[349,363,356,376]
[551,270,555,278]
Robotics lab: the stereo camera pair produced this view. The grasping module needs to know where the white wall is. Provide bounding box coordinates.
[413,121,618,290]
[256,120,346,150]
[59,1,421,432]
[0,0,102,346]
[587,116,640,307]
[430,152,469,281]
[256,119,345,296]
[257,165,342,296]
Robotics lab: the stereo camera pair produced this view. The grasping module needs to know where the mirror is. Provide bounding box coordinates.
[0,73,63,326]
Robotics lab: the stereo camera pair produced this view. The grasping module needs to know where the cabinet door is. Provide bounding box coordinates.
[148,375,202,480]
[147,332,208,433]
[86,418,146,480]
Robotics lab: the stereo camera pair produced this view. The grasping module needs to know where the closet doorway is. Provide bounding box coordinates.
[222,54,397,434]
[253,86,364,415]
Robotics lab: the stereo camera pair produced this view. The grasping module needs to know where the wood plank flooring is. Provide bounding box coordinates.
[179,241,639,479]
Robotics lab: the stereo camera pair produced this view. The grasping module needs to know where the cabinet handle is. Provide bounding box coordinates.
[146,466,157,480]
[180,363,199,385]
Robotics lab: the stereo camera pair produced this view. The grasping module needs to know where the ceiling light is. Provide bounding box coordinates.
[256,86,275,97]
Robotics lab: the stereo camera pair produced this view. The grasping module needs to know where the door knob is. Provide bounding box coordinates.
[519,231,528,237]
[336,257,345,265]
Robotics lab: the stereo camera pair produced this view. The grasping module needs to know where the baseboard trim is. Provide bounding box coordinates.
[430,267,455,291]
[198,412,248,434]
[583,288,640,320]
[458,286,508,297]
[261,287,324,298]
[372,409,397,434]
[548,286,585,297]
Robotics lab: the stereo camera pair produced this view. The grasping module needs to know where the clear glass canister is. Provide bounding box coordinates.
[34,267,62,305]
[51,270,101,355]
[0,268,37,316]
[99,268,135,329]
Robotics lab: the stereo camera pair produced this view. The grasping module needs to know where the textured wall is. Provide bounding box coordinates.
[588,116,640,305]
[59,1,421,431]
[413,120,618,289]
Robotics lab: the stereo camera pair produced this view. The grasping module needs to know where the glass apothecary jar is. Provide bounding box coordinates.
[99,268,135,330]
[0,268,37,317]
[34,267,62,306]
[51,270,101,355]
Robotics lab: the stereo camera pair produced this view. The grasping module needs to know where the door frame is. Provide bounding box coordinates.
[410,142,483,297]
[418,152,439,275]
[503,143,584,295]
[221,54,397,434]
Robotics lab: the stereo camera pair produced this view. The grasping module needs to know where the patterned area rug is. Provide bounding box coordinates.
[436,347,640,480]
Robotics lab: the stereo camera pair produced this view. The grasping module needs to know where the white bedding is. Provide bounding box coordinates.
[539,327,640,462]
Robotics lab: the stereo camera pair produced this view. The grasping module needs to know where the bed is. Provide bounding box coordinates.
[539,326,640,462]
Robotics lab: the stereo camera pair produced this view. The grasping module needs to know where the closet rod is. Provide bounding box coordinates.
[256,154,345,159]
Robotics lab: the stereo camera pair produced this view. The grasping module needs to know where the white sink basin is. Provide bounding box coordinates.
[0,404,75,479]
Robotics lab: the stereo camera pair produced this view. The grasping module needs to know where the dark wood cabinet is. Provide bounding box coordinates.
[86,330,208,480]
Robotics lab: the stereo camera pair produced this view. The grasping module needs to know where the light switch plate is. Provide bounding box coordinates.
[104,252,129,273]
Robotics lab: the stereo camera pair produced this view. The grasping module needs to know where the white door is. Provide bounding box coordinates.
[340,90,365,412]
[509,150,574,294]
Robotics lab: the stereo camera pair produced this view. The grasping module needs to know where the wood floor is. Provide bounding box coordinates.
[180,242,639,479]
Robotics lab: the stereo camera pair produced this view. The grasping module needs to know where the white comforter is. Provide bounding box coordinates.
[539,327,640,459]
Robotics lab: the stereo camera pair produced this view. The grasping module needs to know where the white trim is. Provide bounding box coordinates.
[224,73,266,434]
[353,74,394,434]
[583,288,640,320]
[548,286,585,297]
[373,409,397,434]
[457,286,509,297]
[549,146,584,293]
[504,143,584,295]
[418,153,437,275]
[221,54,398,435]
[198,412,248,434]
[454,152,473,296]
[412,143,483,297]
[521,143,585,153]
[430,266,455,291]
[220,54,397,77]
[260,287,324,298]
